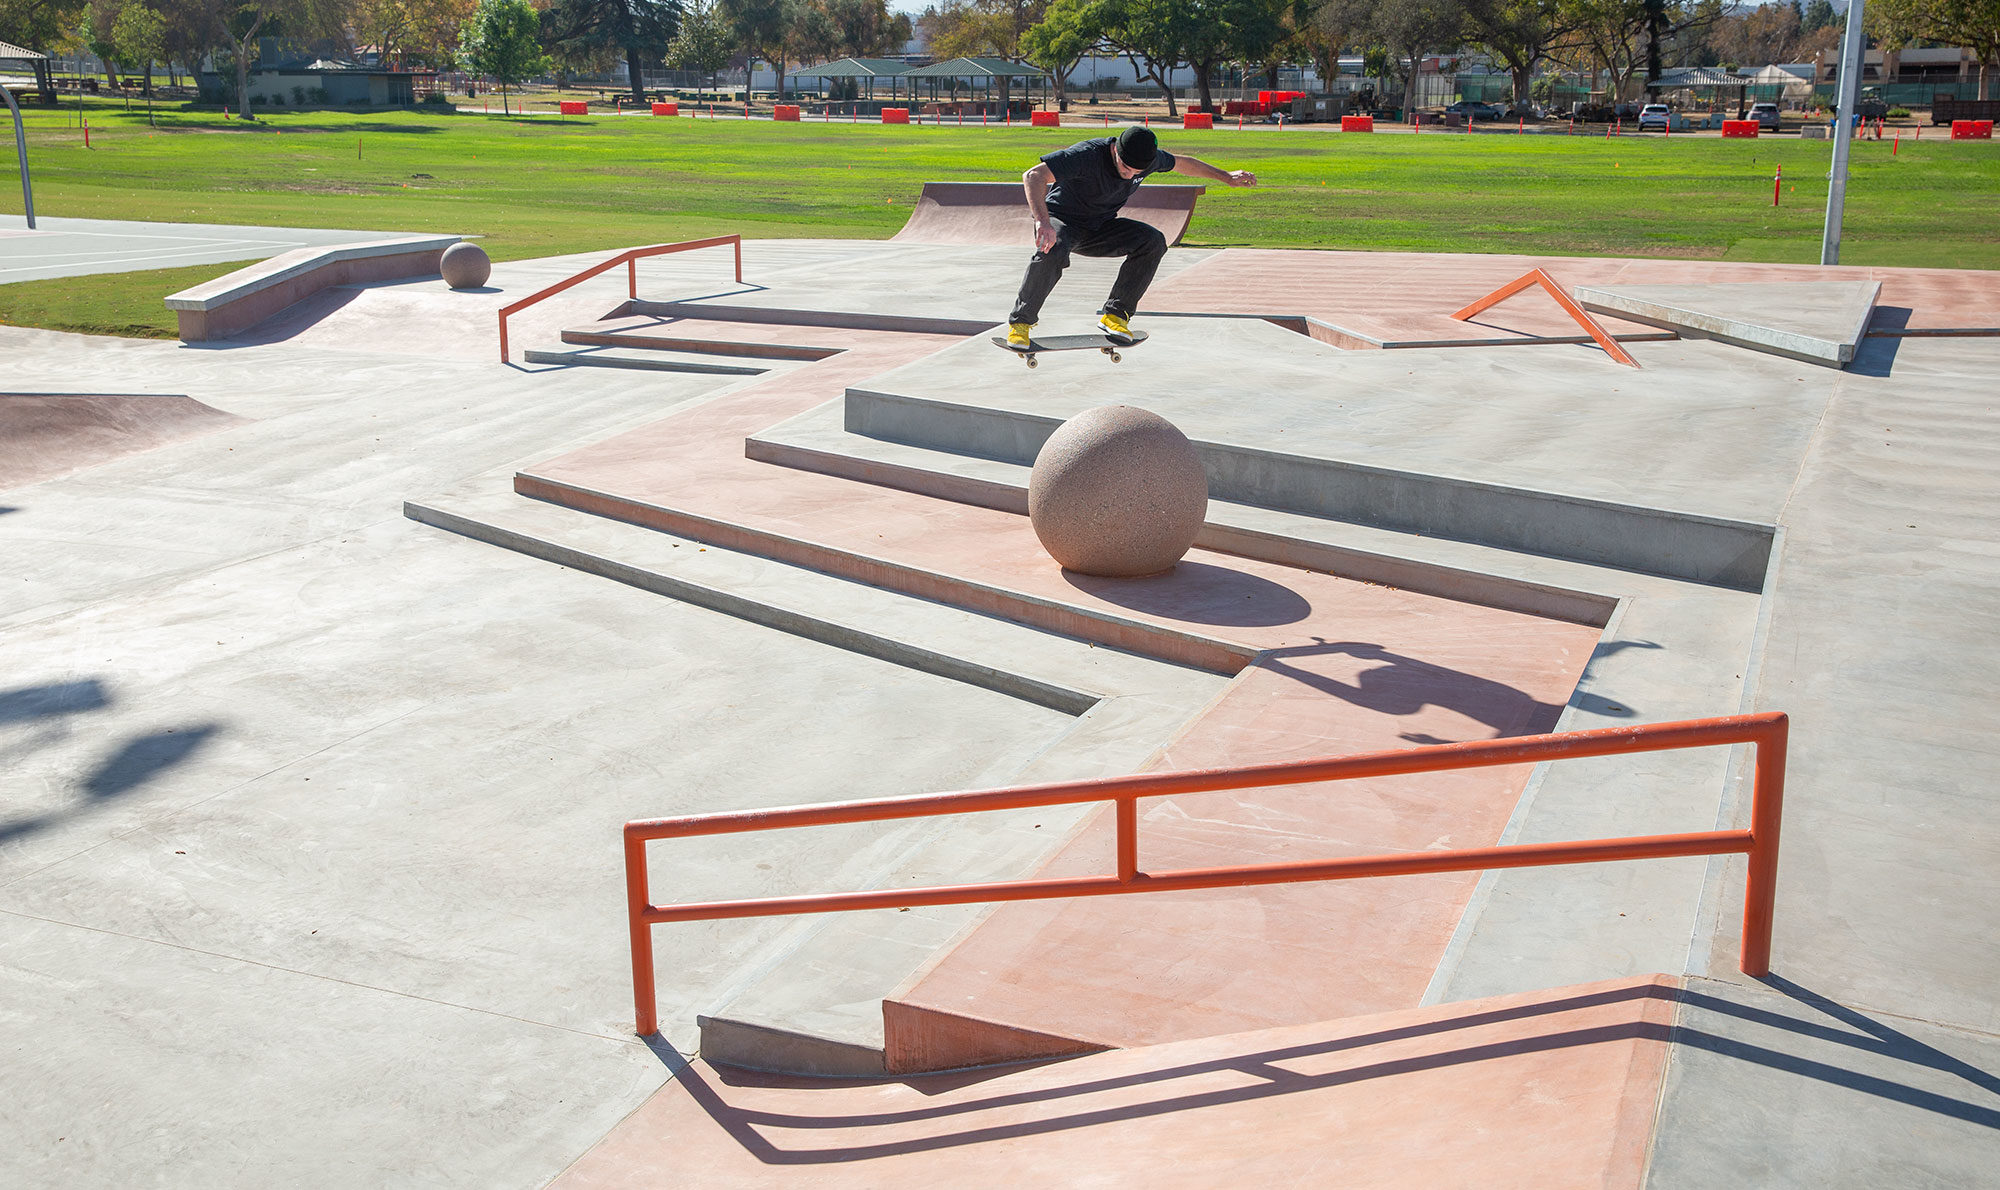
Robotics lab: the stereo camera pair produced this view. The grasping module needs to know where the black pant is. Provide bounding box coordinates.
[1009,216,1167,325]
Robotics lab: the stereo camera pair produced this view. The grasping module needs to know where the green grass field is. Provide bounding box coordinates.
[3,98,1995,338]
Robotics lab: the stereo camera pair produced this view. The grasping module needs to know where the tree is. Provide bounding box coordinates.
[667,0,731,89]
[920,0,1046,108]
[111,0,164,101]
[1800,0,1832,30]
[1323,0,1464,118]
[461,0,550,112]
[218,0,342,119]
[1094,0,1191,115]
[822,0,909,55]
[0,0,91,51]
[1020,0,1102,110]
[86,0,122,87]
[1462,0,1583,105]
[542,0,679,104]
[351,0,478,70]
[722,0,798,98]
[1874,0,2000,98]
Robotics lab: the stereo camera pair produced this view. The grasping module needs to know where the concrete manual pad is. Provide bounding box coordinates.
[1573,281,1882,368]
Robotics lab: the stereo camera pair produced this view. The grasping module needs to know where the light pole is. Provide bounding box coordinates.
[1821,0,1866,265]
[2,83,34,229]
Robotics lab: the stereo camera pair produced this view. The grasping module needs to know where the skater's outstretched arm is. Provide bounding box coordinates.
[1172,156,1257,187]
[1023,162,1059,251]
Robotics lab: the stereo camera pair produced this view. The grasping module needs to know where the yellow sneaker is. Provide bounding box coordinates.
[1098,311,1133,342]
[1007,321,1034,348]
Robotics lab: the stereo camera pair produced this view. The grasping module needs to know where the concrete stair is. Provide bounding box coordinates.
[404,475,1231,1077]
[523,346,771,376]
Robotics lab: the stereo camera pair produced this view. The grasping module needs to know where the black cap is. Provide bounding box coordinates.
[1115,126,1158,170]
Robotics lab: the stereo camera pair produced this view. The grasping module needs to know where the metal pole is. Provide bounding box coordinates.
[1821,0,1866,265]
[2,84,35,229]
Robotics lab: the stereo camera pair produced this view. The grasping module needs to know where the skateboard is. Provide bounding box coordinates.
[993,330,1149,368]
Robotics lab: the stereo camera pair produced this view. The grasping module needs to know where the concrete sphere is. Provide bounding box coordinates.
[440,242,491,289]
[1028,405,1209,577]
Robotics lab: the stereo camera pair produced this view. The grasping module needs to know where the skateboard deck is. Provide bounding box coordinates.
[993,330,1149,368]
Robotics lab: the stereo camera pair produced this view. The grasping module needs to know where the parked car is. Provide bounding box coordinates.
[1637,103,1671,131]
[1749,102,1781,131]
[1444,100,1505,122]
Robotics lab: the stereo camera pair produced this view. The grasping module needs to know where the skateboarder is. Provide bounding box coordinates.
[1007,126,1257,348]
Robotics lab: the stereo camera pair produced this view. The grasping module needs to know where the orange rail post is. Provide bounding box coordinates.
[496,235,743,364]
[1740,712,1788,975]
[624,713,1788,1035]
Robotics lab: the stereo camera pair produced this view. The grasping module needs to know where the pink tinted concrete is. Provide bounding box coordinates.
[0,393,246,489]
[890,181,1206,247]
[520,316,1602,1068]
[887,635,1588,1068]
[1148,248,2000,345]
[551,975,1680,1189]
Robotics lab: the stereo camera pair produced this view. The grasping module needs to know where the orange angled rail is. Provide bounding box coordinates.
[1452,267,1641,368]
[496,234,743,363]
[623,712,1787,1037]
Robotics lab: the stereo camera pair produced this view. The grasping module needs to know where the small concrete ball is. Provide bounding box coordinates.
[1028,404,1209,578]
[440,242,491,289]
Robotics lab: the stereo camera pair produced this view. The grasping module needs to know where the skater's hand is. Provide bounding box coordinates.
[1225,170,1257,187]
[1034,219,1058,252]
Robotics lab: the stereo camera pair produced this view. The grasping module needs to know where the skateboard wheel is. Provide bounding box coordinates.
[1026,356,1038,368]
[1108,351,1122,363]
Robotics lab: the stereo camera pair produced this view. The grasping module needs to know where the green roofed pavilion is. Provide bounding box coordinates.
[899,57,1053,113]
[792,57,915,103]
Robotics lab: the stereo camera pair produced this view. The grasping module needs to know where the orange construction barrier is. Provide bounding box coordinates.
[651,102,678,116]
[1722,119,1758,138]
[882,107,909,124]
[559,100,587,115]
[1951,119,1993,139]
[1031,110,1061,127]
[774,104,800,121]
[1341,114,1374,132]
[1182,112,1213,130]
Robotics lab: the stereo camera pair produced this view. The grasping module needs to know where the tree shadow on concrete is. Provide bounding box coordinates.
[1062,561,1311,628]
[1258,639,1574,742]
[0,677,222,847]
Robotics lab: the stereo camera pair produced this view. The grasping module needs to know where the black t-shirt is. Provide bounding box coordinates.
[1041,137,1178,230]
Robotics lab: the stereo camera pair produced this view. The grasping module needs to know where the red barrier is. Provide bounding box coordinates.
[1182,112,1212,129]
[773,104,800,121]
[1341,114,1374,132]
[1031,110,1061,127]
[559,100,587,115]
[1722,119,1759,138]
[651,102,678,116]
[1952,119,1993,139]
[882,107,909,124]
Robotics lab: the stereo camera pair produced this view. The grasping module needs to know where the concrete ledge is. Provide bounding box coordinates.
[746,406,1619,626]
[1576,281,1880,369]
[165,235,461,342]
[843,387,1777,591]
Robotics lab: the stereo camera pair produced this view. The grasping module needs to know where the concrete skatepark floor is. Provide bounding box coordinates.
[3,224,1998,1187]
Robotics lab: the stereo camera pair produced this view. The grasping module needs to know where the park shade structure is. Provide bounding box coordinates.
[790,58,914,106]
[1653,66,1753,119]
[901,57,1054,114]
[0,40,56,106]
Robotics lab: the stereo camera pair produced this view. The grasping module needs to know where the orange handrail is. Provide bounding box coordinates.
[624,712,1787,1036]
[496,235,743,363]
